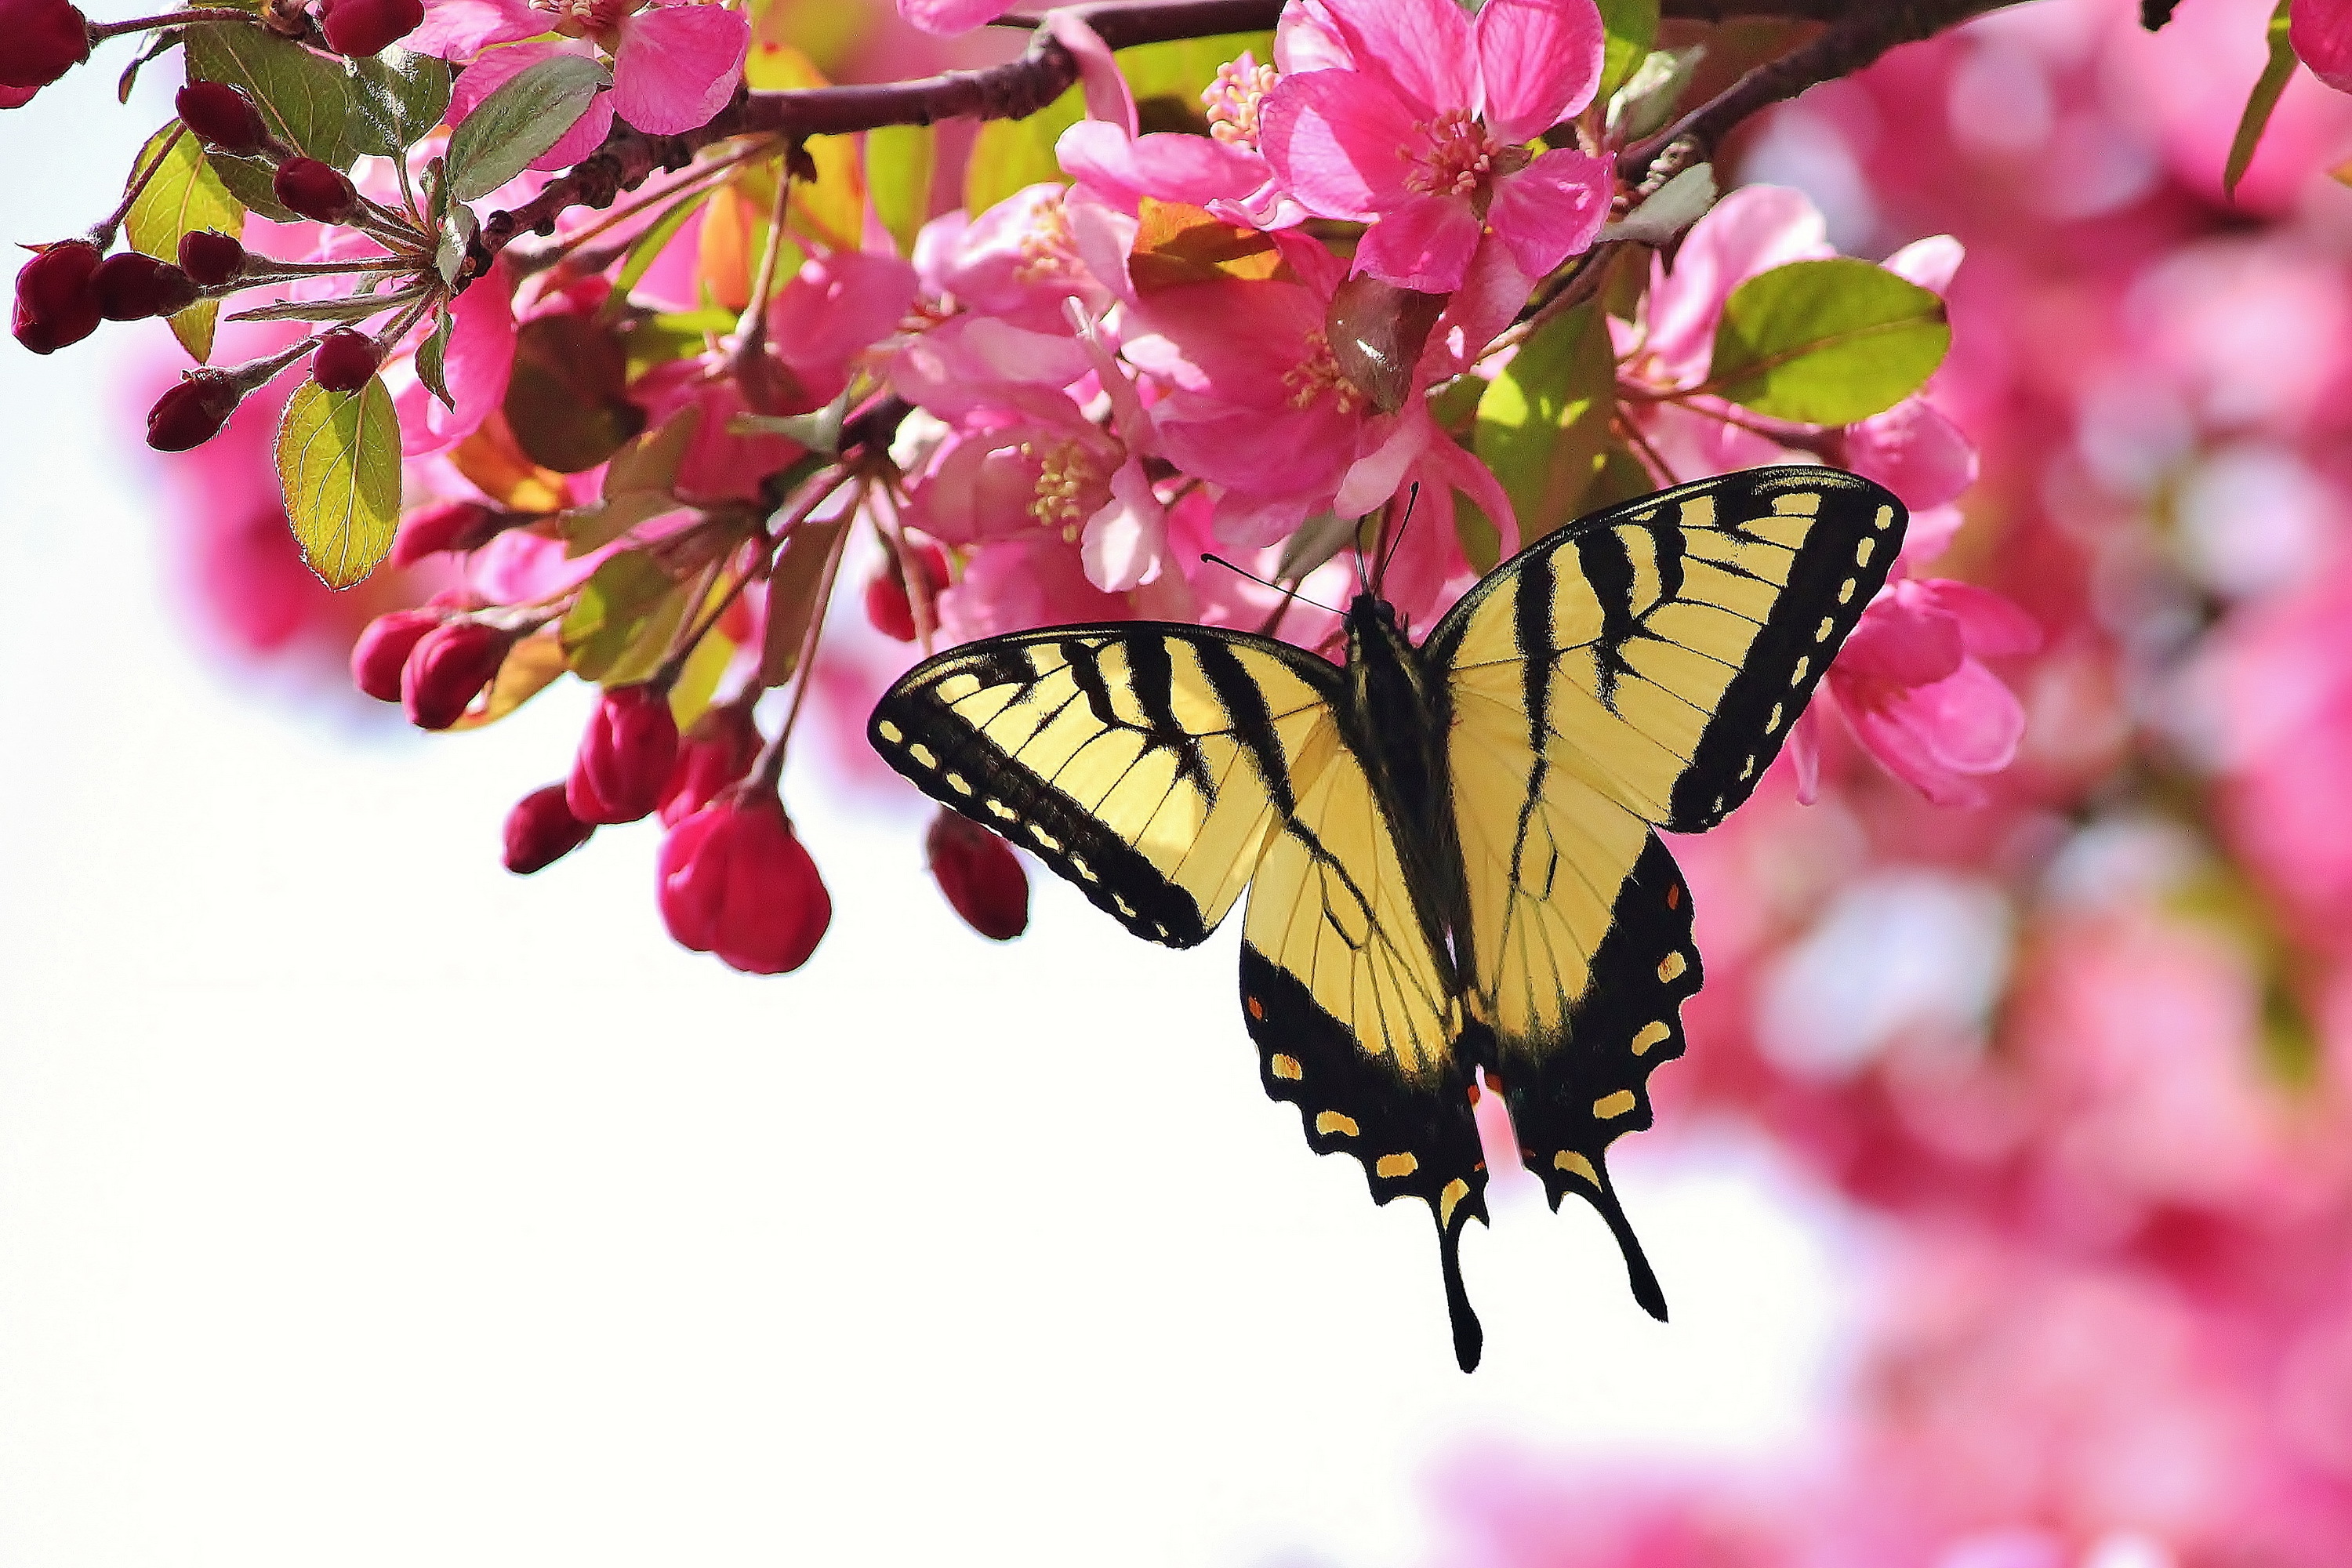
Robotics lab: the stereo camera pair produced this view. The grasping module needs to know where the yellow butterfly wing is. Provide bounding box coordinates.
[1426,467,1907,1309]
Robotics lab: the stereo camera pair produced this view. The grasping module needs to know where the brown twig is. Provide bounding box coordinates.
[1619,0,2024,190]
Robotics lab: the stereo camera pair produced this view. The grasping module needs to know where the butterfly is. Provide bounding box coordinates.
[869,466,1907,1370]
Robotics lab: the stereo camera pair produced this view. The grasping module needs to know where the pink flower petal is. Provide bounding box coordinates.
[1846,395,1978,511]
[1047,12,1134,136]
[406,0,548,60]
[1646,183,1831,383]
[1486,146,1610,281]
[1838,593,1965,687]
[1474,0,1606,144]
[612,5,749,136]
[394,259,515,456]
[896,0,1013,35]
[1258,69,1426,220]
[1080,459,1167,592]
[1911,579,2043,659]
[1886,233,1964,295]
[1211,489,1317,550]
[1901,659,2027,774]
[1788,701,1824,804]
[1275,0,1363,74]
[1354,192,1483,292]
[1340,0,1478,114]
[1058,119,1269,216]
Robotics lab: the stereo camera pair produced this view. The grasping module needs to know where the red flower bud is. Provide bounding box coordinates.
[503,784,595,874]
[0,0,91,91]
[145,369,243,452]
[273,158,358,225]
[174,81,268,155]
[926,808,1030,941]
[390,499,497,565]
[400,621,510,730]
[567,684,680,825]
[659,702,760,827]
[311,327,382,393]
[862,539,951,643]
[11,238,101,354]
[658,796,831,975]
[350,608,440,702]
[93,252,198,321]
[318,0,424,57]
[177,229,246,288]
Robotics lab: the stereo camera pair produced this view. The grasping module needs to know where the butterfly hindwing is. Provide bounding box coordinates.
[1236,718,1489,1370]
[869,626,1341,946]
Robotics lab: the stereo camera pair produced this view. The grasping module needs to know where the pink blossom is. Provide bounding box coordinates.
[1792,578,2040,807]
[894,0,1011,37]
[390,258,517,457]
[1257,0,1613,292]
[1056,46,1303,233]
[437,1,750,151]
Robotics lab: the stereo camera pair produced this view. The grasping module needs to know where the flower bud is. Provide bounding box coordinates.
[318,0,424,57]
[311,327,382,393]
[10,238,101,354]
[926,808,1030,940]
[0,0,91,91]
[658,795,832,975]
[659,702,760,827]
[391,499,497,565]
[503,784,595,874]
[350,608,440,702]
[93,252,198,321]
[568,684,680,826]
[273,158,358,225]
[176,229,246,288]
[399,621,510,730]
[863,539,950,643]
[173,81,268,155]
[145,369,243,452]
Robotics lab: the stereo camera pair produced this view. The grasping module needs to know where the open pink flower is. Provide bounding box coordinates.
[1257,0,1612,292]
[1793,578,2041,807]
[434,0,749,154]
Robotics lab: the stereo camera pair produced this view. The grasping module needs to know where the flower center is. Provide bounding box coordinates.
[1204,55,1277,151]
[1283,331,1363,415]
[1026,440,1099,540]
[533,0,638,42]
[1014,194,1083,288]
[1405,109,1505,198]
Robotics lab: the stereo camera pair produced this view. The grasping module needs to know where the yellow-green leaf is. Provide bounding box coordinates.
[964,85,1083,216]
[1475,302,1617,539]
[1708,257,1949,426]
[125,125,243,365]
[274,376,402,590]
[867,122,934,258]
[1596,0,1660,104]
[2226,1,2296,198]
[562,552,685,682]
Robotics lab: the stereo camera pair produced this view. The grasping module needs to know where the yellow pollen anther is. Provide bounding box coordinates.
[1014,194,1081,287]
[1205,56,1279,150]
[1280,331,1364,414]
[1029,441,1098,539]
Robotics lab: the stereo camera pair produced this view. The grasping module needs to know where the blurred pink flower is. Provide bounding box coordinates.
[1258,0,1612,292]
[436,1,750,151]
[1793,578,2039,808]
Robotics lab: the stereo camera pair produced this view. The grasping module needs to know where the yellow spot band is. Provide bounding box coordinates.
[1315,1110,1359,1138]
[1376,1152,1419,1179]
[1593,1090,1639,1120]
[1269,1052,1301,1080]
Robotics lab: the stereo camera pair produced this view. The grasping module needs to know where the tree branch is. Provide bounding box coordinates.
[1620,0,2023,188]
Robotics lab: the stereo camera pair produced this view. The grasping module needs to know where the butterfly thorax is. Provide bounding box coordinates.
[1340,593,1466,989]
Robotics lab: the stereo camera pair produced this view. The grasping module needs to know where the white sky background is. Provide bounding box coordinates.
[0,70,1866,1568]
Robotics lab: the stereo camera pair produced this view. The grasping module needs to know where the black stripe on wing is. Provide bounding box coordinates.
[1488,834,1700,1323]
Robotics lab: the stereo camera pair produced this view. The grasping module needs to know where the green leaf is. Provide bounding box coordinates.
[349,46,453,157]
[1475,302,1618,539]
[1708,257,1950,425]
[1607,45,1702,143]
[1599,161,1715,245]
[1596,0,1660,104]
[444,55,609,202]
[505,314,645,472]
[274,376,402,590]
[866,123,934,259]
[125,125,245,364]
[1118,31,1274,107]
[2227,1,2297,198]
[186,25,372,172]
[230,285,429,324]
[435,199,478,287]
[562,551,687,682]
[965,84,1083,214]
[1454,495,1502,575]
[759,520,848,684]
[416,309,455,409]
[1581,445,1657,514]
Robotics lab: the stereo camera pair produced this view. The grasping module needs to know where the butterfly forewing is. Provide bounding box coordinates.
[870,627,1341,946]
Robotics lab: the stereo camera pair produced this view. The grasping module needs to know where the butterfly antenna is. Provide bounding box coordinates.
[1372,484,1421,597]
[1198,554,1343,616]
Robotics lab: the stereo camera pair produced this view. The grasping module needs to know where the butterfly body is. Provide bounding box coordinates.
[870,467,1907,1371]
